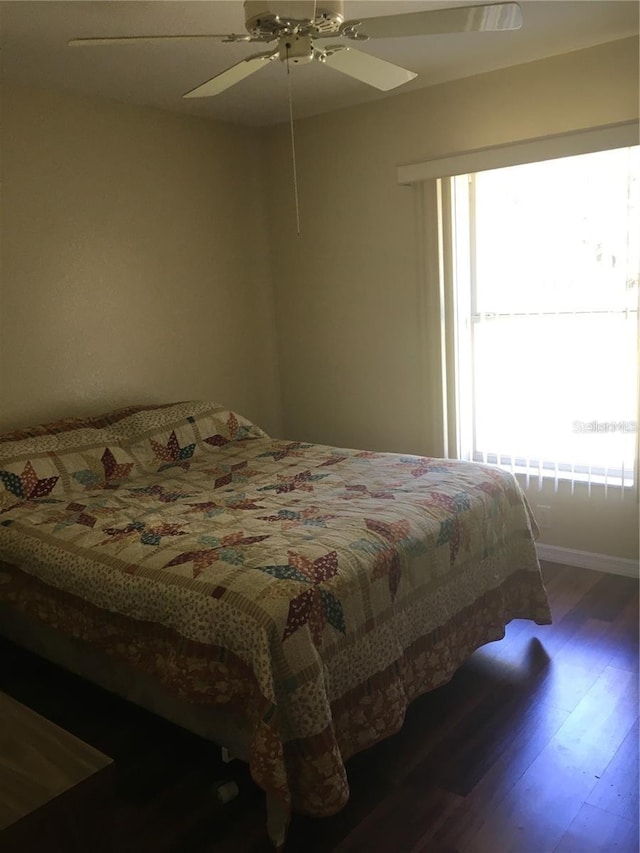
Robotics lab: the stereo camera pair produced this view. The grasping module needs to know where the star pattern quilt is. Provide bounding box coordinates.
[0,401,551,818]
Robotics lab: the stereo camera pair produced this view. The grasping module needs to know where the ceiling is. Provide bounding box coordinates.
[1,1,638,126]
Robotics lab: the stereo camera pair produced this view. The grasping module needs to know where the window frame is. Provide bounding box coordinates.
[458,163,638,488]
[396,121,640,493]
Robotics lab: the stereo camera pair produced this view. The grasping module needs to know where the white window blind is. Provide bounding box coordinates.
[396,122,640,495]
[450,147,639,493]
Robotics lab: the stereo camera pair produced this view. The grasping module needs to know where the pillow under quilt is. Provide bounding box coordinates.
[0,402,266,511]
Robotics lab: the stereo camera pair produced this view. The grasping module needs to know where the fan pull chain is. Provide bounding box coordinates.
[285,44,301,236]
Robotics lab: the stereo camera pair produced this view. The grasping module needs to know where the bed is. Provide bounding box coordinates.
[0,401,551,847]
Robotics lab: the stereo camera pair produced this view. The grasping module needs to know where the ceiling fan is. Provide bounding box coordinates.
[69,1,523,98]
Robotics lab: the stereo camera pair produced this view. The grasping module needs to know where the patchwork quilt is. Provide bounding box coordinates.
[0,402,551,817]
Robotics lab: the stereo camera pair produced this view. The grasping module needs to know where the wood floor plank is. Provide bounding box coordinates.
[533,658,603,713]
[607,594,640,673]
[565,574,638,623]
[456,665,639,853]
[539,562,604,621]
[0,693,112,830]
[550,617,619,673]
[553,802,639,853]
[333,784,461,853]
[586,718,639,822]
[432,700,570,851]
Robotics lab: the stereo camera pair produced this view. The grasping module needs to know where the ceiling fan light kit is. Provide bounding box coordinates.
[280,34,315,66]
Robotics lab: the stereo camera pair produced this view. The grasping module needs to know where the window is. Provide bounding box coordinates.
[450,146,639,490]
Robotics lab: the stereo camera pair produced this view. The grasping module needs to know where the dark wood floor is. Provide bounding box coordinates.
[1,561,638,853]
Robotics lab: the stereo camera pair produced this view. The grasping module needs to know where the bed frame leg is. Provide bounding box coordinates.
[266,793,289,851]
[214,779,240,804]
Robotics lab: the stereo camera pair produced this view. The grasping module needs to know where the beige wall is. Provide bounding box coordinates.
[0,83,282,435]
[264,38,640,561]
[1,40,637,562]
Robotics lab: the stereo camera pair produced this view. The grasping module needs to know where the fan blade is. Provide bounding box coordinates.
[183,50,279,98]
[321,46,416,91]
[68,34,257,46]
[341,2,522,40]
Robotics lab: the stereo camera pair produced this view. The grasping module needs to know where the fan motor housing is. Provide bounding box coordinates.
[244,1,344,36]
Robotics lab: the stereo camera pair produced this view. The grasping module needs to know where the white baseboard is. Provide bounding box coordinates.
[536,543,639,578]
